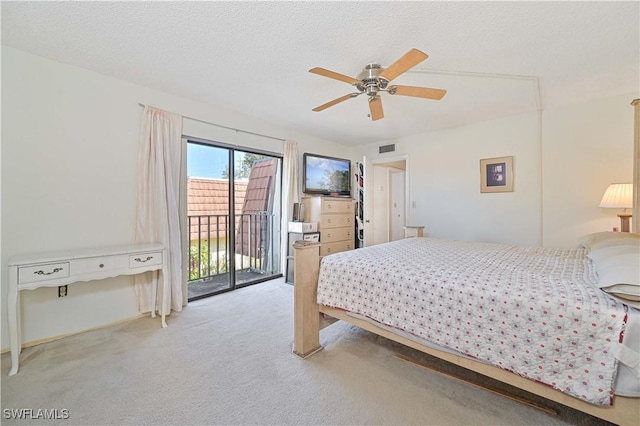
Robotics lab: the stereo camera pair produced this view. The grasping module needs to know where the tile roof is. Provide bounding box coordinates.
[187,178,247,217]
[188,158,279,258]
[187,178,247,241]
[236,158,278,257]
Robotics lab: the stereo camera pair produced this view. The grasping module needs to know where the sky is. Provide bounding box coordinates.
[187,143,230,179]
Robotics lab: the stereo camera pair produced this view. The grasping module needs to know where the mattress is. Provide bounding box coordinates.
[317,237,639,405]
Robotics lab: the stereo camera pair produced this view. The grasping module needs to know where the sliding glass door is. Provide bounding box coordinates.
[186,140,282,300]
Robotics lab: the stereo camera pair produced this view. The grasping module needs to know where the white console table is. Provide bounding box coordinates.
[7,243,167,376]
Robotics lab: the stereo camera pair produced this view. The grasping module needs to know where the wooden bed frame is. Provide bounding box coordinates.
[292,241,639,426]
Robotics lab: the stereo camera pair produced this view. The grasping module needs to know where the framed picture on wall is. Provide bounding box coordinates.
[480,156,514,193]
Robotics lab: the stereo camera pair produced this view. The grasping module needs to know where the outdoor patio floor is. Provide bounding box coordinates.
[188,269,279,300]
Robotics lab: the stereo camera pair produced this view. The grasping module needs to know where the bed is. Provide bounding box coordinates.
[292,233,640,425]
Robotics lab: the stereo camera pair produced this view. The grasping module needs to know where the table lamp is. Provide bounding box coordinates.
[599,183,633,232]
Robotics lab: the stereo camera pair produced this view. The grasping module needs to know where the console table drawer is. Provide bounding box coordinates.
[18,262,70,284]
[72,256,128,275]
[129,252,163,269]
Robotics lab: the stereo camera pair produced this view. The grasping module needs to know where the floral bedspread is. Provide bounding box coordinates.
[317,238,628,405]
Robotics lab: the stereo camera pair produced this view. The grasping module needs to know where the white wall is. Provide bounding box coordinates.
[542,95,634,246]
[353,92,635,248]
[1,47,350,351]
[356,112,542,246]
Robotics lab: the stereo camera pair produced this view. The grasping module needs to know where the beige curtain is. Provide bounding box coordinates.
[633,99,640,233]
[134,106,184,318]
[281,140,300,273]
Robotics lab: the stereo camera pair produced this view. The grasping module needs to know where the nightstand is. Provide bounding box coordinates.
[404,226,425,238]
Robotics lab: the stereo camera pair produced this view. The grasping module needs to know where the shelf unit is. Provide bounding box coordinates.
[355,161,364,248]
[285,230,319,284]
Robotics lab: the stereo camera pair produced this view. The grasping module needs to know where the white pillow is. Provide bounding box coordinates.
[577,231,640,251]
[599,273,640,309]
[598,263,640,289]
[599,283,640,301]
[600,283,640,309]
[588,245,640,264]
[591,246,640,307]
[590,237,640,252]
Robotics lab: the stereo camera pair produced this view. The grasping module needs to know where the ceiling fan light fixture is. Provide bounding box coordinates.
[365,86,379,97]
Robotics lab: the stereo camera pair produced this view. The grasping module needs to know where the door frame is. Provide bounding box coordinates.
[363,154,410,246]
[183,136,283,301]
[388,167,406,242]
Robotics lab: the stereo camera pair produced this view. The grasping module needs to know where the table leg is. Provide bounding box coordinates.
[8,285,20,376]
[16,290,22,355]
[150,271,157,319]
[161,265,169,328]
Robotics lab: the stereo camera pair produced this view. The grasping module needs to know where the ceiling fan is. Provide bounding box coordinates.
[309,48,447,121]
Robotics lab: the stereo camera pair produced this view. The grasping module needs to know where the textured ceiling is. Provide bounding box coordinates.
[2,1,638,145]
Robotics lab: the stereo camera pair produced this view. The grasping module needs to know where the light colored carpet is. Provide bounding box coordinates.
[1,278,609,425]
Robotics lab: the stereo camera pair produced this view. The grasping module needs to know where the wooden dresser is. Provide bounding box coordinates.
[302,197,355,256]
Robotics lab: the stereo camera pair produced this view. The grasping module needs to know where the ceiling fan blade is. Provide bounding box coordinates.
[390,85,447,100]
[309,67,361,85]
[379,48,429,82]
[312,93,361,112]
[368,96,384,121]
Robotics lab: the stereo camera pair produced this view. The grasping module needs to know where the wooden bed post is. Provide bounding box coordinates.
[292,241,323,358]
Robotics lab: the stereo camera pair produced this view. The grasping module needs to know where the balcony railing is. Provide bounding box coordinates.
[188,212,278,282]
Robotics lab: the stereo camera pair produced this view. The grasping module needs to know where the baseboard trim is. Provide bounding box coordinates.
[0,314,148,354]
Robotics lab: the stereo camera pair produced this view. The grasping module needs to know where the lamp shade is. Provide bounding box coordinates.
[599,183,633,209]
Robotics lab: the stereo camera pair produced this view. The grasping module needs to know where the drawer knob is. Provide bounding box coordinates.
[326,233,331,238]
[134,256,153,263]
[99,264,105,268]
[33,267,63,276]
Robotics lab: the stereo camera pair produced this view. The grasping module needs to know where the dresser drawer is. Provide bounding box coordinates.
[320,240,354,256]
[129,252,163,269]
[322,227,353,243]
[320,214,353,229]
[18,262,70,284]
[321,199,354,214]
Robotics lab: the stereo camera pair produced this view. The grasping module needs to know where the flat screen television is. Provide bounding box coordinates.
[303,153,351,196]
